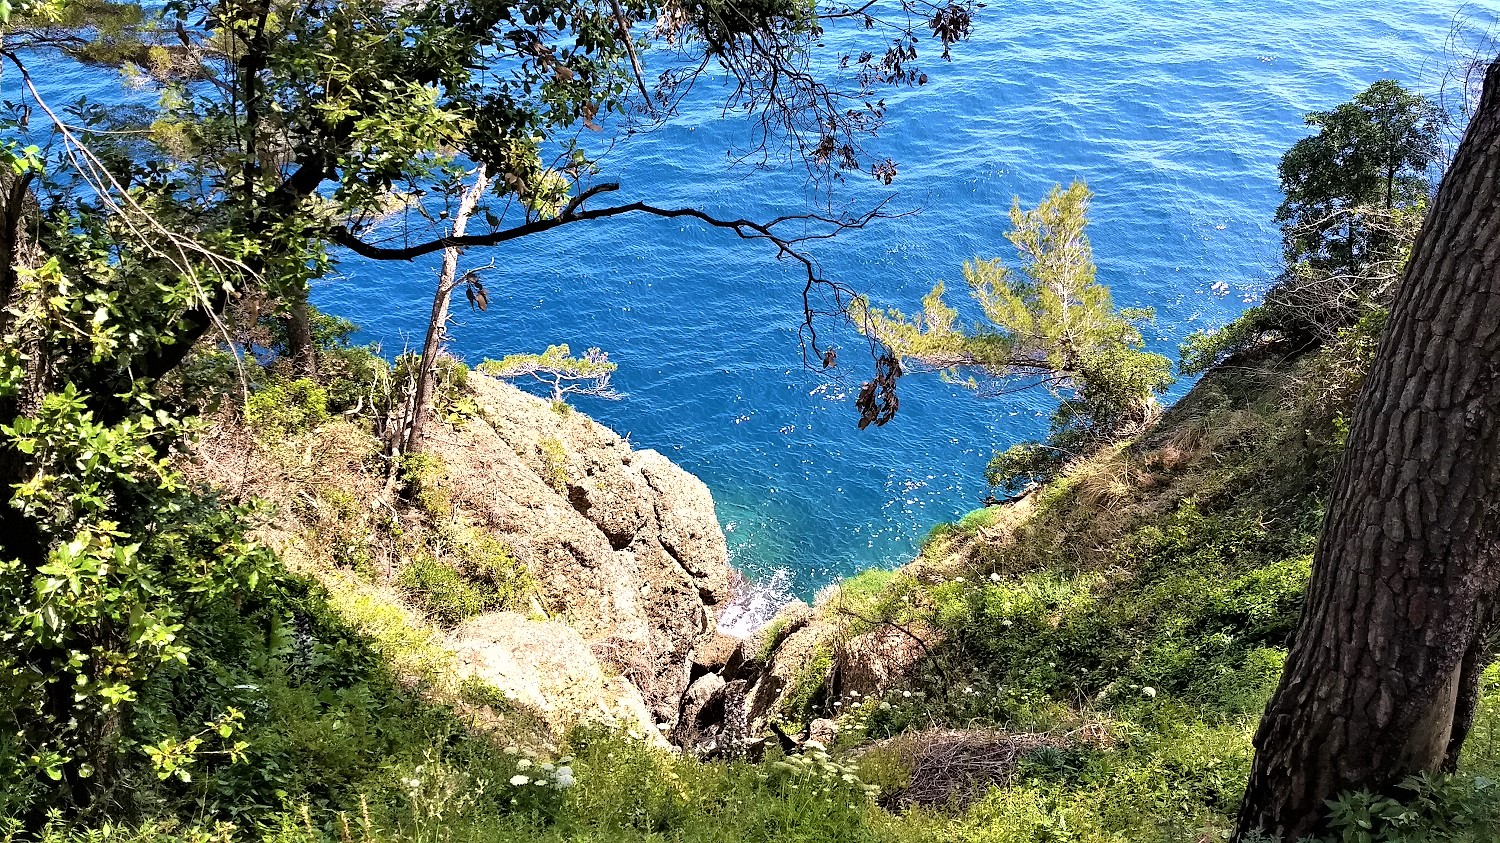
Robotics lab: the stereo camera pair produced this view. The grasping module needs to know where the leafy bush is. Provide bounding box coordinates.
[397,555,492,626]
[245,378,329,439]
[401,452,452,521]
[396,530,535,627]
[538,437,569,494]
[1320,774,1500,843]
[0,383,278,807]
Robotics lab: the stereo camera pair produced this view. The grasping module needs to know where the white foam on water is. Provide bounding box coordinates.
[716,567,795,638]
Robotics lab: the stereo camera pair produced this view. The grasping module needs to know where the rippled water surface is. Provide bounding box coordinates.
[310,0,1496,600]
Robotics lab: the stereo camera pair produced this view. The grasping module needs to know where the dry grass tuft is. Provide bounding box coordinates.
[864,723,1112,811]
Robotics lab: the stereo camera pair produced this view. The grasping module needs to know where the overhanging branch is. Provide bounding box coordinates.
[334,187,903,417]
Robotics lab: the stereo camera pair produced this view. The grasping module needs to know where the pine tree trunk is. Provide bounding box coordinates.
[285,292,317,379]
[1236,57,1500,841]
[401,168,489,457]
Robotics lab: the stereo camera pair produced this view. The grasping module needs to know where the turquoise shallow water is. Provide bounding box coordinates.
[314,0,1499,605]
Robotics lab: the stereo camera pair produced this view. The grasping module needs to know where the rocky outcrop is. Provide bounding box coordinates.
[677,579,944,755]
[424,376,733,724]
[450,612,663,742]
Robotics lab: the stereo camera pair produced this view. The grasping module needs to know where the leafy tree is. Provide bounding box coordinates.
[1235,57,1500,841]
[0,245,275,813]
[479,344,620,403]
[1181,80,1440,373]
[856,181,1173,491]
[1278,79,1442,271]
[0,0,971,389]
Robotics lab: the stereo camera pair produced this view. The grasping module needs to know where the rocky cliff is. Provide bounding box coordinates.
[192,372,739,744]
[423,376,734,726]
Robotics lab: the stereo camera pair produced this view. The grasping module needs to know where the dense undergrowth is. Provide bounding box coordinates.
[773,314,1500,842]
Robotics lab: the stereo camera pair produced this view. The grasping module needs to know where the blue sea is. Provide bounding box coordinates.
[32,1,1499,612]
[318,0,1498,611]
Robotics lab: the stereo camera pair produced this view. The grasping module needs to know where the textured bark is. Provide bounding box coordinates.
[284,292,318,378]
[1236,57,1500,841]
[399,169,489,457]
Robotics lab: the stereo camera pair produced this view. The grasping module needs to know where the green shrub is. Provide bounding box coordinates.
[779,646,835,725]
[1319,773,1500,843]
[245,378,330,439]
[538,437,569,493]
[449,528,538,612]
[922,506,1003,552]
[397,532,534,628]
[397,555,491,626]
[1178,306,1269,374]
[401,452,452,521]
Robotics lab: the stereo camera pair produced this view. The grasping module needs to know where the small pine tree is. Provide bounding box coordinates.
[479,345,621,403]
[855,181,1173,489]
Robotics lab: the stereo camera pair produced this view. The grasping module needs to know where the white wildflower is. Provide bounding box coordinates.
[510,774,530,786]
[555,766,575,789]
[516,758,533,770]
[1143,686,1158,699]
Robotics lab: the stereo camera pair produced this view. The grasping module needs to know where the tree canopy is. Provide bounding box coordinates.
[479,344,620,402]
[1181,79,1440,373]
[1277,78,1442,274]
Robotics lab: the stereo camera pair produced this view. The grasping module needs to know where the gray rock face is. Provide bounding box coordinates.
[426,376,733,720]
[450,612,661,742]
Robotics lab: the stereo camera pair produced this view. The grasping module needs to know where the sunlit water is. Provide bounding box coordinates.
[325,0,1497,609]
[33,1,1500,615]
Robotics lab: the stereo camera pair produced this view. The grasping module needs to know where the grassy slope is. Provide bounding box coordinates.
[16,325,1500,842]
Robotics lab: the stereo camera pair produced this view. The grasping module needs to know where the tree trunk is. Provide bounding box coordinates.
[399,168,489,457]
[1236,57,1500,841]
[284,292,317,379]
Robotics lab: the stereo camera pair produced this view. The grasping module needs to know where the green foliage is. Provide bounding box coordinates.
[0,373,277,802]
[401,452,452,521]
[780,646,836,725]
[397,555,493,626]
[1188,80,1437,370]
[479,345,619,403]
[537,436,570,494]
[1318,774,1500,843]
[397,529,534,627]
[923,506,1003,550]
[985,441,1066,491]
[839,568,899,607]
[0,0,975,834]
[1278,80,1441,271]
[394,352,472,423]
[858,182,1173,492]
[244,378,329,439]
[785,333,1370,840]
[757,618,792,662]
[1178,306,1268,375]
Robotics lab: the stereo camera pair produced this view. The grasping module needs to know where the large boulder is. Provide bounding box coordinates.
[425,376,733,721]
[449,612,661,742]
